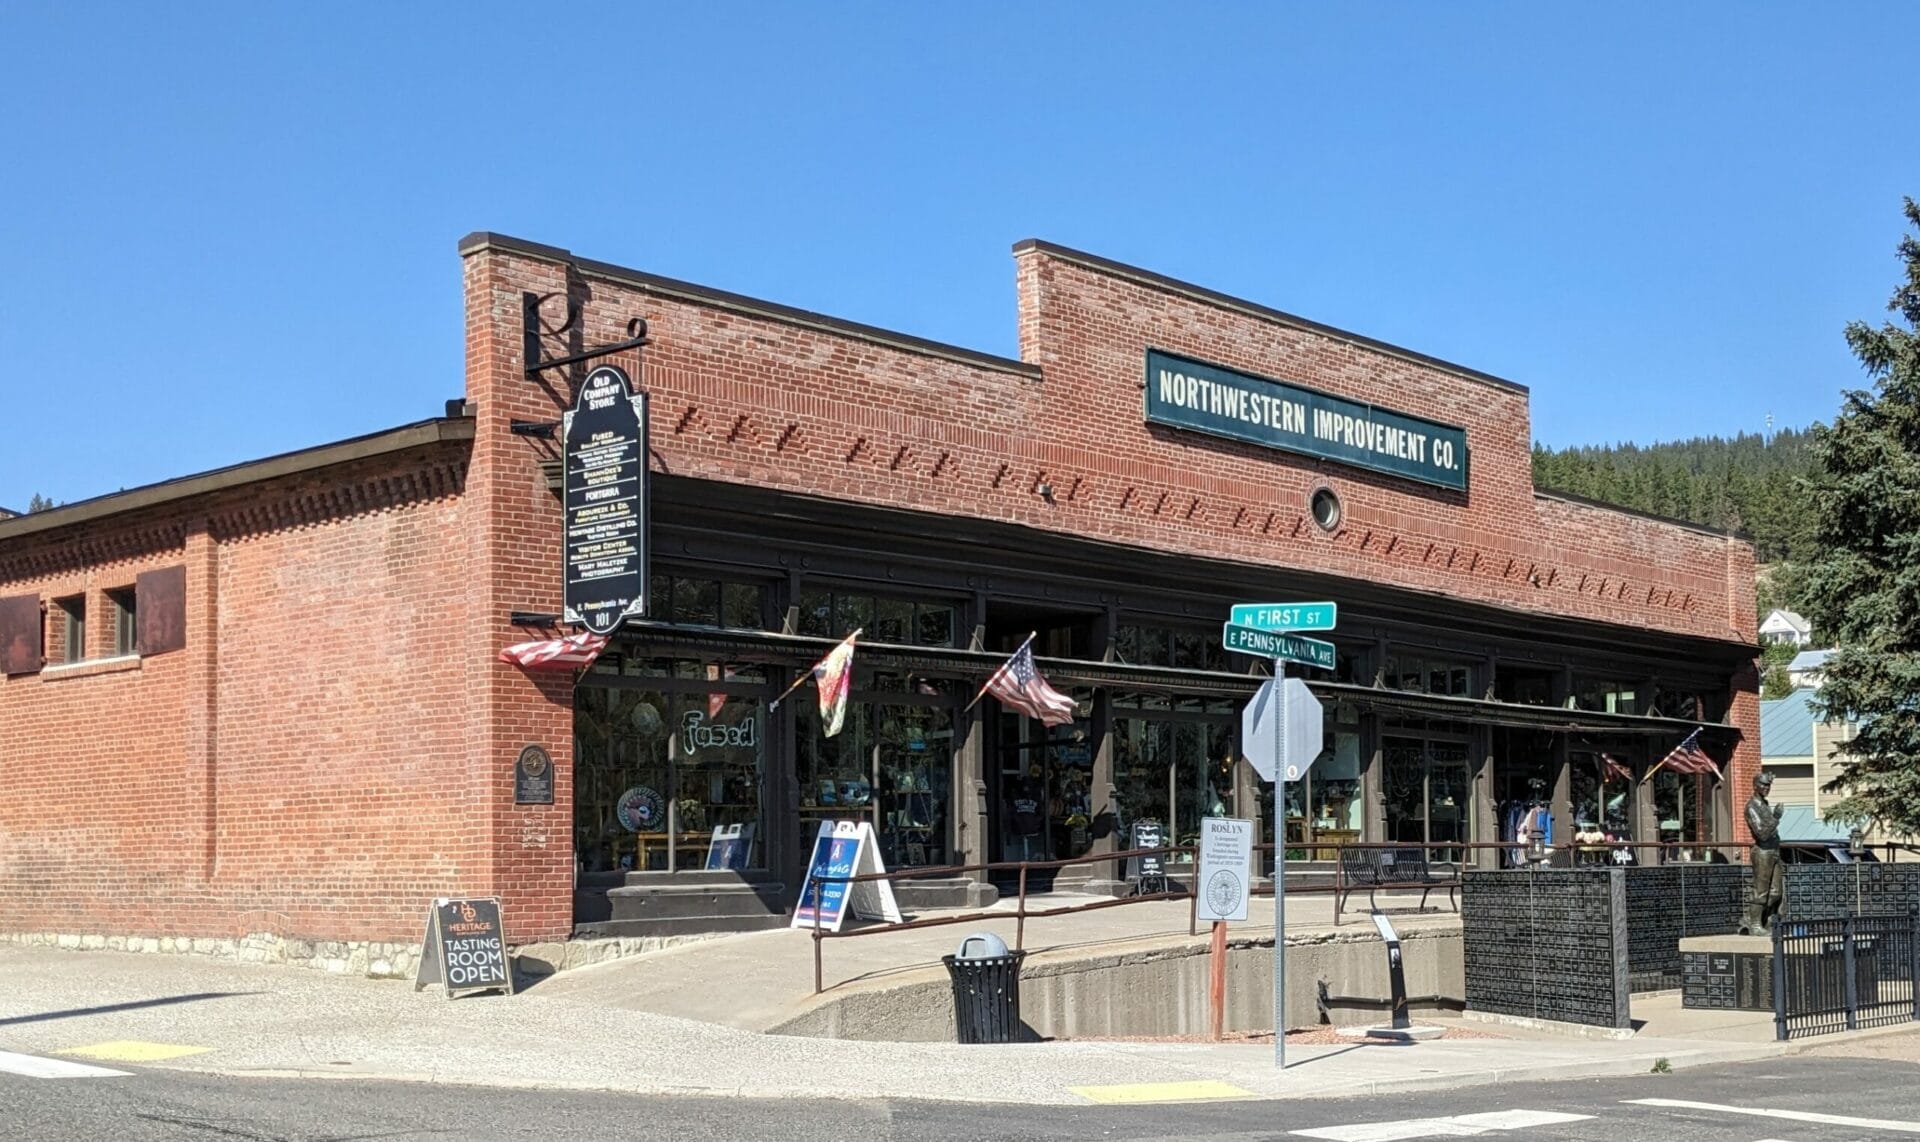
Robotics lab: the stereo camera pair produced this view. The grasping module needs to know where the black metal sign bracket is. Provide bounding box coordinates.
[523,292,650,378]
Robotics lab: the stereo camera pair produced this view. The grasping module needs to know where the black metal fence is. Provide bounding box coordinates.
[1774,914,1920,1040]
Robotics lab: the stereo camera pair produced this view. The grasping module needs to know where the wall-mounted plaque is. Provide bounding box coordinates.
[513,745,554,805]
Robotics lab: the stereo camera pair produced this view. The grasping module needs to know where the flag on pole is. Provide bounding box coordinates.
[770,631,861,737]
[498,632,609,670]
[1643,729,1719,783]
[1601,753,1634,783]
[977,637,1077,727]
[811,633,857,736]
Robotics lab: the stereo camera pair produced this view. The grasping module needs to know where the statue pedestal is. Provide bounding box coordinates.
[1680,935,1774,1011]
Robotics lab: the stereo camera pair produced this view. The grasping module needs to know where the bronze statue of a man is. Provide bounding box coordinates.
[1741,770,1785,935]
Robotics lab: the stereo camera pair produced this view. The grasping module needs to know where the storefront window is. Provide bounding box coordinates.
[573,684,765,873]
[1653,770,1711,850]
[646,572,770,630]
[1114,623,1228,671]
[1384,650,1475,697]
[796,678,957,868]
[1569,748,1635,863]
[1112,715,1234,863]
[1495,666,1556,706]
[797,586,958,648]
[996,705,1098,863]
[1574,677,1641,715]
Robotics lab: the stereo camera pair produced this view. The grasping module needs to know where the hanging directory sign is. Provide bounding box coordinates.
[562,365,649,635]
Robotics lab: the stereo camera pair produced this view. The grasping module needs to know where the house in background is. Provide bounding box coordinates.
[1758,686,1904,843]
[1760,608,1813,648]
[1788,648,1835,690]
[0,507,16,521]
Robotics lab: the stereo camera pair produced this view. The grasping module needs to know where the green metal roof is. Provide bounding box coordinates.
[1760,689,1816,759]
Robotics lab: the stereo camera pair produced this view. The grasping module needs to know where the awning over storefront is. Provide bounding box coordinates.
[612,621,1742,744]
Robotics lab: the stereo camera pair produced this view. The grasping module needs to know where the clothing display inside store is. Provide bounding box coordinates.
[1498,779,1553,868]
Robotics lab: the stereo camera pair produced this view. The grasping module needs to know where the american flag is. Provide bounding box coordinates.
[497,632,609,669]
[1601,753,1633,783]
[1647,729,1720,781]
[981,639,1077,727]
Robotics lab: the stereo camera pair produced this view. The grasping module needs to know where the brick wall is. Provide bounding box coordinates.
[461,238,1755,650]
[0,444,479,943]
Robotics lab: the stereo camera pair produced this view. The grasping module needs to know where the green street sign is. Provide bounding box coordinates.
[1221,623,1336,670]
[1228,601,1337,632]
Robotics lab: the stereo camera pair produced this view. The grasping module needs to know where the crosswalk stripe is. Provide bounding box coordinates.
[1292,1110,1593,1140]
[1626,1098,1920,1134]
[0,1050,130,1079]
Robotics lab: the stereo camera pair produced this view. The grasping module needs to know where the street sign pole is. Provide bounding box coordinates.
[1273,655,1286,1070]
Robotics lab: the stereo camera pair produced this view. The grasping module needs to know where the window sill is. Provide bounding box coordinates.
[39,654,142,681]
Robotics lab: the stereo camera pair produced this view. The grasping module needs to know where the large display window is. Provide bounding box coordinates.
[796,672,958,868]
[574,669,767,874]
[1112,695,1235,865]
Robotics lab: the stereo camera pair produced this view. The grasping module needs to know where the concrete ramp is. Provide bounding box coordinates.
[528,895,1464,1041]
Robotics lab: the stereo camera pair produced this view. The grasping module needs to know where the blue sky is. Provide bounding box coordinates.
[2,3,1915,508]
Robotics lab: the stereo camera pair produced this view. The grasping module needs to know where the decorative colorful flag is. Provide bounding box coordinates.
[976,636,1076,727]
[1601,754,1633,783]
[770,630,861,738]
[1643,729,1719,783]
[497,632,609,669]
[812,633,858,737]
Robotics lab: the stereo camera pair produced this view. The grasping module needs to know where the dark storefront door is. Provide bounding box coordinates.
[1382,731,1471,862]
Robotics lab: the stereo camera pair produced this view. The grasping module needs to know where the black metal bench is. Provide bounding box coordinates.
[1336,847,1458,922]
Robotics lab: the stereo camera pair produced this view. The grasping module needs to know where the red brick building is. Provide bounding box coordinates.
[0,234,1759,947]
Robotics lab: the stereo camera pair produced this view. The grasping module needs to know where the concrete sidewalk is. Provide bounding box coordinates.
[0,943,1792,1105]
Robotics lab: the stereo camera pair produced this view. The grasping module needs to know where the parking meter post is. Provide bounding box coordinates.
[1273,656,1286,1070]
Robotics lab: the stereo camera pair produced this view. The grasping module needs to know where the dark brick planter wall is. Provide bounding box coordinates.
[1462,869,1630,1029]
[1623,864,1748,991]
[1784,865,1920,922]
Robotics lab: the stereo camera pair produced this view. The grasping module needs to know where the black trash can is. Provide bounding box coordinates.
[943,933,1027,1044]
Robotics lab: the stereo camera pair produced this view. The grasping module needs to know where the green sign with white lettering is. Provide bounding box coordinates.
[1228,602,1337,632]
[1221,623,1336,670]
[1145,349,1469,491]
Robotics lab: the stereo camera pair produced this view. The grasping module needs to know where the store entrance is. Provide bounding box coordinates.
[983,609,1097,888]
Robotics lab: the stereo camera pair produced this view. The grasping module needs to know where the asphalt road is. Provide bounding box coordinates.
[6,1054,1920,1141]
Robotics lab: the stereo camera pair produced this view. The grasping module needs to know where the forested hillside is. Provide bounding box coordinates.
[1531,428,1819,565]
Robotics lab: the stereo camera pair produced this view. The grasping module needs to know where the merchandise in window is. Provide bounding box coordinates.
[796,679,958,868]
[574,680,765,874]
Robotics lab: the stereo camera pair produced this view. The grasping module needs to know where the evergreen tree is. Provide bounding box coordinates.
[1803,199,1920,834]
[26,493,53,513]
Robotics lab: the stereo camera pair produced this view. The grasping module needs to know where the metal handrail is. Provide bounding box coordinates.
[798,836,1887,992]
